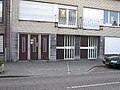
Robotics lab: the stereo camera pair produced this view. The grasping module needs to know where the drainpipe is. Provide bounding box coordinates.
[4,0,11,62]
[4,0,7,62]
[9,0,12,63]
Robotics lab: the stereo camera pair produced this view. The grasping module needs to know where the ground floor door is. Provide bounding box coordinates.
[41,35,49,60]
[56,35,75,60]
[80,36,98,59]
[80,36,88,59]
[19,34,28,60]
[30,35,38,60]
[88,37,98,59]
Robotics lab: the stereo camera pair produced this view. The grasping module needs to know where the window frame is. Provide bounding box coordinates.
[0,34,4,53]
[58,5,77,28]
[103,10,120,27]
[22,37,26,52]
[0,0,3,23]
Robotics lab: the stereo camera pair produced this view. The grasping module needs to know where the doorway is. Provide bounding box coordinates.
[41,35,49,60]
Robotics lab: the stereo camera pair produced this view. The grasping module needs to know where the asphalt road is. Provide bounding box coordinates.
[0,68,120,90]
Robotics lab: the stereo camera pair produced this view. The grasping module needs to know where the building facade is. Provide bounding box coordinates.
[11,0,120,61]
[0,0,10,62]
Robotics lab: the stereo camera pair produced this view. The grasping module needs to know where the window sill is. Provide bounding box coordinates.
[111,26,120,28]
[58,24,77,29]
[103,24,120,28]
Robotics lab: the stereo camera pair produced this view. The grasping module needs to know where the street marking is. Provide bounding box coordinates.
[67,82,120,89]
[66,61,70,74]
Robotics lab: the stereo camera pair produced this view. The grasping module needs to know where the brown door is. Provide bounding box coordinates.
[80,36,88,59]
[30,35,38,60]
[19,34,28,60]
[41,35,49,60]
[80,49,88,58]
[56,35,64,59]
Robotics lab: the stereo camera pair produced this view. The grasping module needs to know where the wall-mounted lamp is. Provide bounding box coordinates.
[54,37,56,40]
[54,14,58,27]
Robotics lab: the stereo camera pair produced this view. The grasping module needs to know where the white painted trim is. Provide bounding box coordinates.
[0,35,3,52]
[28,34,30,60]
[58,5,77,10]
[80,47,89,49]
[38,35,41,59]
[56,46,75,49]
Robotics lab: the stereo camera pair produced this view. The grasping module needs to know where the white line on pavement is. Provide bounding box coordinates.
[67,82,120,89]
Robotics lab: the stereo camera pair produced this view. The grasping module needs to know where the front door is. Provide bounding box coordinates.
[88,37,98,59]
[19,34,28,60]
[41,35,49,60]
[30,35,38,60]
[80,36,88,59]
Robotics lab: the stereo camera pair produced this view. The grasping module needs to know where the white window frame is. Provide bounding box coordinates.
[58,5,77,28]
[64,35,75,59]
[0,0,3,22]
[22,37,26,52]
[0,35,3,53]
[43,37,47,52]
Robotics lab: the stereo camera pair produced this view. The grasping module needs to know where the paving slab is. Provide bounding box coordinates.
[0,59,103,77]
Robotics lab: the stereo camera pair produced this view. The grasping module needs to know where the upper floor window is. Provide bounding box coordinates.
[58,5,77,28]
[0,0,3,22]
[59,9,67,25]
[110,11,118,26]
[69,9,76,26]
[83,8,103,30]
[104,10,120,27]
[19,1,58,22]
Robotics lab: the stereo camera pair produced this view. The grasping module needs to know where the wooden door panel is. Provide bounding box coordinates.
[19,34,28,60]
[30,35,38,60]
[80,49,88,58]
[41,35,49,60]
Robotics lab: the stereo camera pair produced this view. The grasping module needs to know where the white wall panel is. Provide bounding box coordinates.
[105,37,120,54]
[83,8,103,30]
[19,1,58,22]
[0,1,2,22]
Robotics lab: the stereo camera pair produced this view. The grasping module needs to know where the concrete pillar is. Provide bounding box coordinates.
[50,34,56,61]
[75,35,80,60]
[98,36,105,60]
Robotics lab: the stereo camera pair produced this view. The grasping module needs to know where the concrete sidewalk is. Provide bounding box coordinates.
[0,59,103,77]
